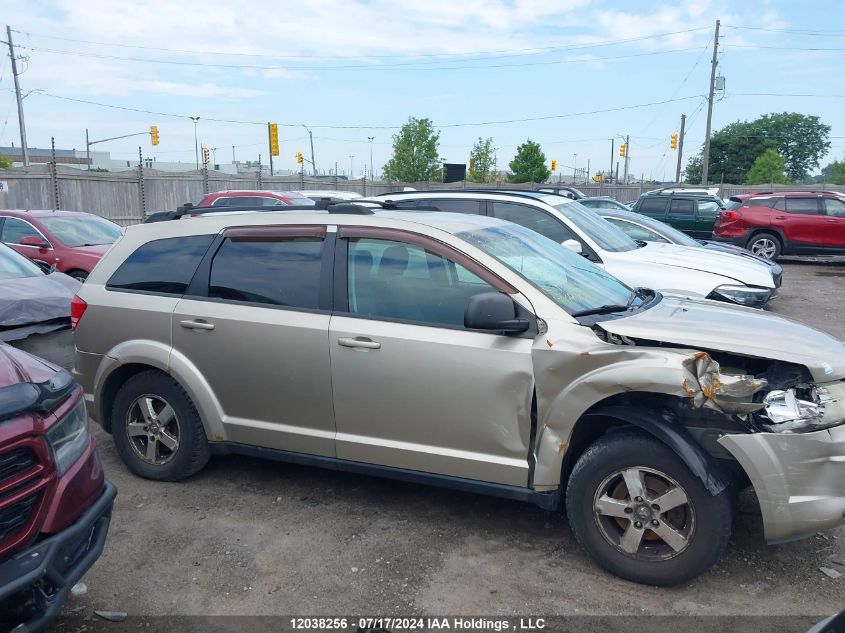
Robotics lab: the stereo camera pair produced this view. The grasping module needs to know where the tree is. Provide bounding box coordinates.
[0,155,12,169]
[508,139,550,183]
[468,137,497,183]
[382,117,441,182]
[746,149,788,185]
[683,155,702,184]
[689,112,830,184]
[821,160,845,185]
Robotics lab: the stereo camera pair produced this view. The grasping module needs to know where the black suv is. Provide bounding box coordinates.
[630,188,727,239]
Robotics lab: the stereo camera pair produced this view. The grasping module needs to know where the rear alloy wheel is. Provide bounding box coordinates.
[746,233,781,261]
[112,371,211,481]
[566,430,731,586]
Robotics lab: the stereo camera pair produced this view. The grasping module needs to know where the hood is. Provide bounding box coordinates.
[0,272,80,333]
[701,241,781,271]
[69,243,112,258]
[0,343,59,389]
[599,295,845,382]
[620,242,775,288]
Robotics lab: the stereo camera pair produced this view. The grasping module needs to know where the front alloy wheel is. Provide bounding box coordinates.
[593,467,694,560]
[566,430,732,586]
[126,395,181,465]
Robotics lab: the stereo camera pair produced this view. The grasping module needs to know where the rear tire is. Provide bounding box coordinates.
[565,430,731,586]
[67,269,89,282]
[746,232,781,261]
[111,371,211,481]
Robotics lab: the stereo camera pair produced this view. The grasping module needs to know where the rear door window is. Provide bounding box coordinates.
[208,237,323,309]
[638,198,668,217]
[697,200,722,218]
[414,199,482,214]
[786,197,822,214]
[107,235,214,294]
[668,199,695,217]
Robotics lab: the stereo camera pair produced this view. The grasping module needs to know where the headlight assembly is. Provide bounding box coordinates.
[709,284,773,307]
[47,399,90,474]
[759,384,845,433]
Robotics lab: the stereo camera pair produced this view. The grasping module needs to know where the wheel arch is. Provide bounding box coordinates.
[94,340,224,441]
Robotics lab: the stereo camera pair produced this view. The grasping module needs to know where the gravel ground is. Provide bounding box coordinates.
[15,259,845,628]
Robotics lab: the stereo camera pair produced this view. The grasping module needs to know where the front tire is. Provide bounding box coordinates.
[746,232,781,261]
[111,371,211,481]
[565,430,731,586]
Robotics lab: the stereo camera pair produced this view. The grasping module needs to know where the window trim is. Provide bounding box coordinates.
[0,216,54,249]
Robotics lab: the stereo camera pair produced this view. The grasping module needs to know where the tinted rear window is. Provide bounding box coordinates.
[786,197,821,214]
[208,237,323,309]
[107,235,214,294]
[638,198,668,215]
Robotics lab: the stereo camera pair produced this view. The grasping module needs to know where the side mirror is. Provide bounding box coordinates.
[562,239,582,254]
[464,292,530,334]
[19,235,49,249]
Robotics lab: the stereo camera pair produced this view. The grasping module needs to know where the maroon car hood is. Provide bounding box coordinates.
[70,243,112,257]
[0,343,58,389]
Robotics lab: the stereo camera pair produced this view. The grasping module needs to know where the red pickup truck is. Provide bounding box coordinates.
[0,343,115,632]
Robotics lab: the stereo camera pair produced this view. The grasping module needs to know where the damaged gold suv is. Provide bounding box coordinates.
[72,207,845,586]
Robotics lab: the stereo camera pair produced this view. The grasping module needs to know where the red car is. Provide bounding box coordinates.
[197,190,315,207]
[0,210,123,282]
[0,343,115,631]
[713,191,845,260]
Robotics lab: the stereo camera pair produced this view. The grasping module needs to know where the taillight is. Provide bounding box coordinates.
[70,295,87,331]
[720,210,741,222]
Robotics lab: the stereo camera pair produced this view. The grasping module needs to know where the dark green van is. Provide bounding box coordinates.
[631,190,726,239]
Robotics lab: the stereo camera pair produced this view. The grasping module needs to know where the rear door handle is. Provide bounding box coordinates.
[180,319,215,331]
[774,216,787,220]
[337,336,381,350]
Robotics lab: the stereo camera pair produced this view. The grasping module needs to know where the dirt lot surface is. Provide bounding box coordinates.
[23,259,845,627]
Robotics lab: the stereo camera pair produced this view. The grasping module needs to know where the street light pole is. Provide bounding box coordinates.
[368,137,375,180]
[608,139,614,183]
[349,155,355,179]
[573,153,577,182]
[190,116,200,170]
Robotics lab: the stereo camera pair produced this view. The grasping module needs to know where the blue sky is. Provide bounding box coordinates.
[3,0,844,180]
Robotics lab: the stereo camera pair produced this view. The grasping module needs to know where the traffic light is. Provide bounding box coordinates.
[268,123,279,156]
[149,125,159,146]
[670,133,678,150]
[619,143,627,158]
[296,151,303,164]
[202,147,210,166]
[551,159,557,172]
[469,158,476,175]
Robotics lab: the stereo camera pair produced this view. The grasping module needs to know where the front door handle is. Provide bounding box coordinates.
[180,319,215,331]
[337,336,381,350]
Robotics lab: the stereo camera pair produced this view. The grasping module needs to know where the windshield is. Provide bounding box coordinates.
[552,201,638,252]
[457,222,633,315]
[628,214,700,247]
[40,215,122,247]
[0,244,42,279]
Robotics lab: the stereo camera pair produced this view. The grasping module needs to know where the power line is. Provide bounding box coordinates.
[724,24,845,36]
[8,88,706,129]
[724,44,845,51]
[17,44,708,71]
[12,26,713,61]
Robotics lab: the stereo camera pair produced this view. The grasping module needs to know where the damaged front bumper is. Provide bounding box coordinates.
[719,424,845,543]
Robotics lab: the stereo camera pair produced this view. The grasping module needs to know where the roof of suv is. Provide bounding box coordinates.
[734,191,845,201]
[377,189,567,207]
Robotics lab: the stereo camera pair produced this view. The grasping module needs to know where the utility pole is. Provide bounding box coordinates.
[302,124,316,177]
[701,19,720,185]
[368,137,375,181]
[232,145,235,163]
[349,155,355,179]
[675,113,687,184]
[609,139,614,184]
[586,159,590,184]
[623,135,630,184]
[85,128,90,170]
[573,153,577,182]
[6,26,29,166]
